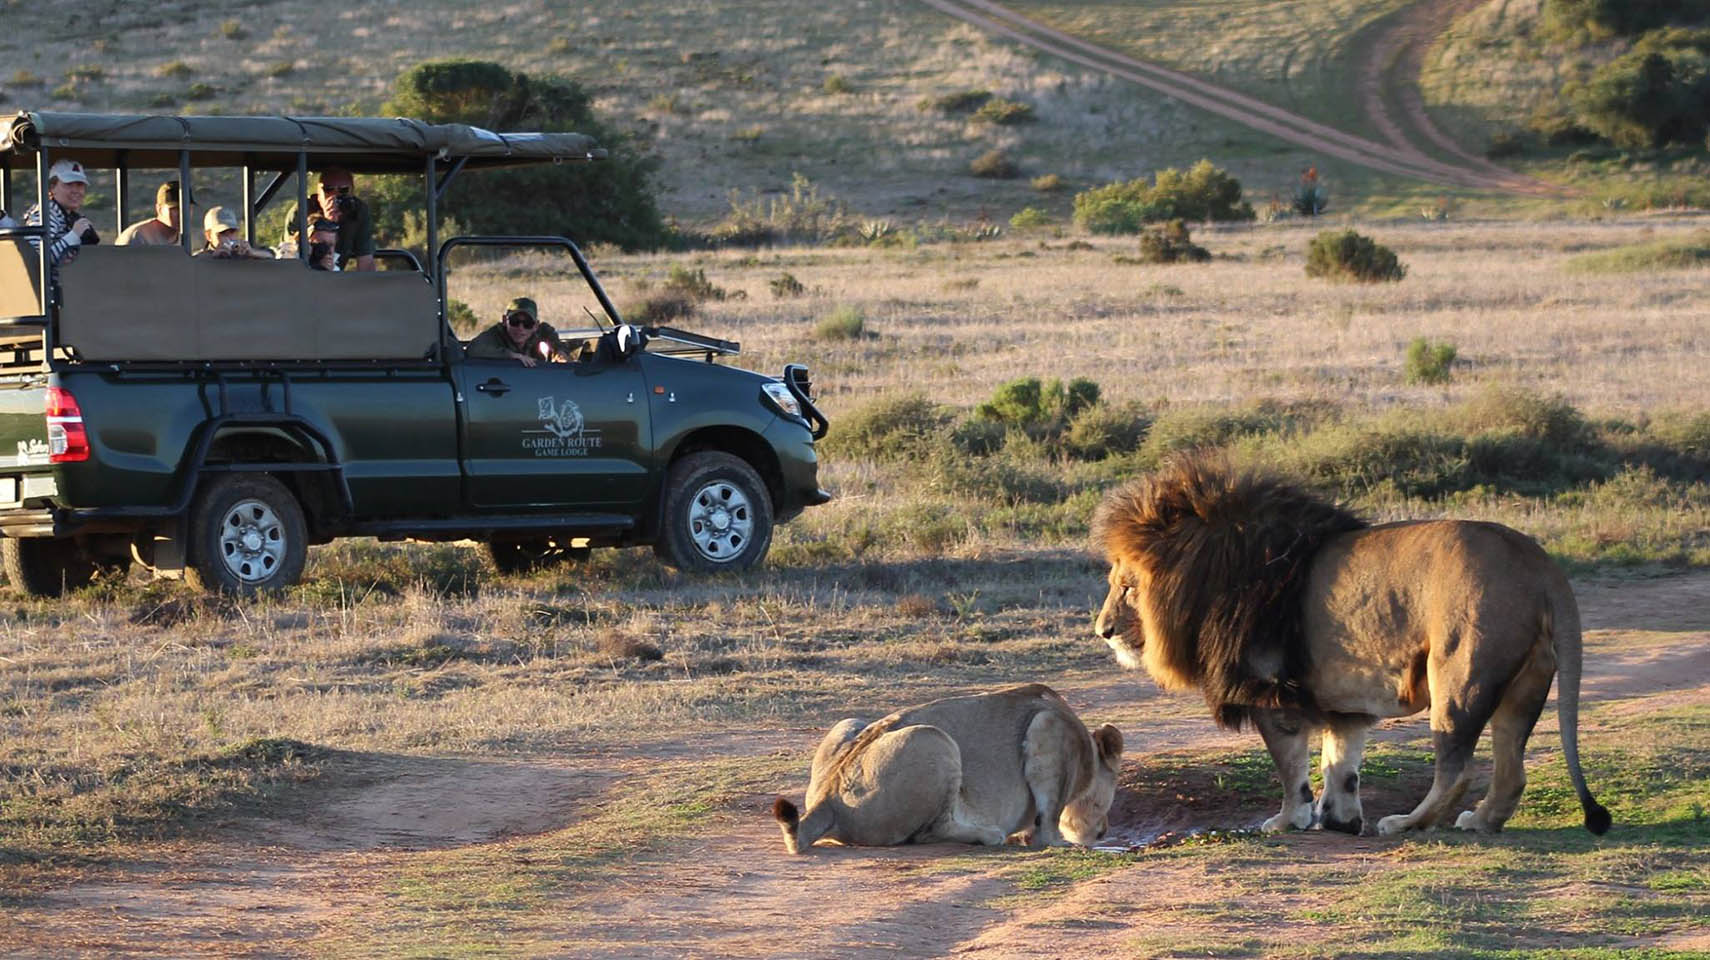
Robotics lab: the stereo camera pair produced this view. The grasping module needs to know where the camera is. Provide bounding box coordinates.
[331,193,359,217]
[79,225,100,246]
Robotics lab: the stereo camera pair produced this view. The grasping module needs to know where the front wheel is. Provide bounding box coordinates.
[185,474,308,595]
[1,537,100,597]
[653,452,774,573]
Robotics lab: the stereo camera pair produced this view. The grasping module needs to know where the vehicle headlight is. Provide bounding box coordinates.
[762,381,803,419]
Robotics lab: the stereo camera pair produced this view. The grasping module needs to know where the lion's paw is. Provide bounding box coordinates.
[1376,814,1412,836]
[1261,806,1313,833]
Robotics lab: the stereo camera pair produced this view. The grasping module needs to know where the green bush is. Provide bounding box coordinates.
[1403,338,1457,385]
[769,272,806,298]
[976,377,1099,429]
[970,149,1018,179]
[1009,206,1052,230]
[186,82,215,101]
[662,265,728,302]
[715,173,850,246]
[1063,402,1151,460]
[814,305,866,341]
[972,98,1034,125]
[1031,173,1064,192]
[823,74,853,95]
[820,394,952,461]
[1135,219,1211,263]
[219,19,247,40]
[1569,46,1710,148]
[1456,384,1592,448]
[1305,230,1406,283]
[919,89,992,114]
[1072,159,1254,234]
[1139,406,1291,464]
[1543,0,1710,42]
[11,69,44,88]
[375,59,666,251]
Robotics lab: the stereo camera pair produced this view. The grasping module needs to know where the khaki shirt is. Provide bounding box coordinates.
[466,320,564,362]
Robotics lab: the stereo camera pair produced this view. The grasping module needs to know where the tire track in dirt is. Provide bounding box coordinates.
[920,0,1568,196]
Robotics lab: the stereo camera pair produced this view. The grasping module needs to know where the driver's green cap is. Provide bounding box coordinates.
[504,297,538,321]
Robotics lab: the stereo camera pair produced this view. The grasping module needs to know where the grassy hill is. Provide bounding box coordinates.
[4,0,1703,225]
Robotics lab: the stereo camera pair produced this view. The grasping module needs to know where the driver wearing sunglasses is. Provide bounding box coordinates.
[465,296,568,366]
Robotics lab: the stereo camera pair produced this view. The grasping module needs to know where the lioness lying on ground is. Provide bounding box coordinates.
[773,683,1123,853]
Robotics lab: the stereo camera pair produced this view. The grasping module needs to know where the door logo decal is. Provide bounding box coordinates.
[524,396,603,457]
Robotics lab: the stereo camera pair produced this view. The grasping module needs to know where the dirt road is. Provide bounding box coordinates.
[920,0,1568,196]
[5,572,1707,957]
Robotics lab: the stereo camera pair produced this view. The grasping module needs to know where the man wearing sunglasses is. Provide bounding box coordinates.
[313,167,375,271]
[466,296,569,366]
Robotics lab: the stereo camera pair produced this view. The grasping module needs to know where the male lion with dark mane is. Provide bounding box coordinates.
[1092,453,1610,837]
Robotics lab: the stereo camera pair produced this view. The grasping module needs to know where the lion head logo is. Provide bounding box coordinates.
[537,397,584,439]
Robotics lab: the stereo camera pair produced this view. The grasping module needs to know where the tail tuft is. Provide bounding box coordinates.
[773,796,799,827]
[1585,803,1612,836]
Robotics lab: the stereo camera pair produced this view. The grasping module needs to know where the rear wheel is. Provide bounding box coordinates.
[1,537,99,597]
[185,474,308,595]
[485,538,591,575]
[653,452,774,573]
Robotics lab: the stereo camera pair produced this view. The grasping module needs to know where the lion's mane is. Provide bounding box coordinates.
[1092,453,1368,729]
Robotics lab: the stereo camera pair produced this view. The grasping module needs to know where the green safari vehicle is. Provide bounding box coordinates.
[0,111,829,594]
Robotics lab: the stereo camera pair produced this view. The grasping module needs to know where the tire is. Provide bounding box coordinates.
[653,452,774,573]
[184,474,308,595]
[486,538,591,575]
[1,537,99,597]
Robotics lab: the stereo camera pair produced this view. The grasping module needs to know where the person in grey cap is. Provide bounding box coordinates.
[23,158,96,267]
[466,297,569,366]
[195,206,271,259]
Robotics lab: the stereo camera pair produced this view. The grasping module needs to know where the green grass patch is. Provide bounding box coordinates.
[1565,232,1710,272]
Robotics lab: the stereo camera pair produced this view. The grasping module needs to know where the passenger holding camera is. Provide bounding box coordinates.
[466,297,569,367]
[24,159,98,267]
[314,168,375,271]
[275,206,340,271]
[195,206,272,260]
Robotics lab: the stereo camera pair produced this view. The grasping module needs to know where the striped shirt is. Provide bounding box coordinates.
[23,198,82,266]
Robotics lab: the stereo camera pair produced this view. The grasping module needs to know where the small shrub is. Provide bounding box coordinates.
[820,394,952,461]
[1140,406,1290,463]
[1403,338,1457,385]
[186,82,216,101]
[265,61,296,79]
[1031,173,1064,192]
[547,36,572,55]
[1135,219,1211,263]
[445,298,479,335]
[146,92,177,109]
[970,149,1018,179]
[814,305,866,341]
[67,65,105,82]
[1064,402,1151,460]
[624,294,696,325]
[663,265,728,302]
[1072,159,1254,234]
[951,417,1009,456]
[11,69,43,87]
[769,272,806,298]
[50,82,77,101]
[1304,230,1406,283]
[823,73,853,95]
[1457,384,1590,447]
[219,19,247,40]
[1009,206,1052,230]
[975,377,1100,439]
[919,89,992,114]
[972,98,1034,125]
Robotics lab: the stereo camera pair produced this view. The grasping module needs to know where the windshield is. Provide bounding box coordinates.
[442,245,615,342]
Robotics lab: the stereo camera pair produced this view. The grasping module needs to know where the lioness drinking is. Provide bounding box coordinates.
[773,683,1123,853]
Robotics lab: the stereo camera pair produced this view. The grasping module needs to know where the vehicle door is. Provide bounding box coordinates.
[457,347,650,509]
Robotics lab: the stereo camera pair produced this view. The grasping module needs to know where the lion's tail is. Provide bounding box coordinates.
[773,796,835,854]
[1547,589,1612,835]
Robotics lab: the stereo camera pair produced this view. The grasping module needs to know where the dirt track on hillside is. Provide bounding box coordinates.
[920,0,1568,196]
[3,572,1707,957]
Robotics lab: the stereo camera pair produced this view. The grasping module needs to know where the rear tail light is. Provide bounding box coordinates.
[45,387,90,463]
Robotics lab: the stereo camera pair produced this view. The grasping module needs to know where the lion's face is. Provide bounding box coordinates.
[1059,723,1124,845]
[1094,558,1145,670]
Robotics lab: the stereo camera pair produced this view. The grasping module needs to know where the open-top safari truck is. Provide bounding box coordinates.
[0,111,829,595]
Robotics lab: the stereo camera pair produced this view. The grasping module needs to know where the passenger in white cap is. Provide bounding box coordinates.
[195,205,271,259]
[23,158,96,267]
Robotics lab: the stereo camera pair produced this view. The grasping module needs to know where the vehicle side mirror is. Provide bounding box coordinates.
[615,323,643,358]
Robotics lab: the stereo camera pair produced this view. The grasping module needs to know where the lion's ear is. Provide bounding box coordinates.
[1094,724,1124,762]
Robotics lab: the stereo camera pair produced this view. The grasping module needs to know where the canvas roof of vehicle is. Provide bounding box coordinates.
[1,111,603,173]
